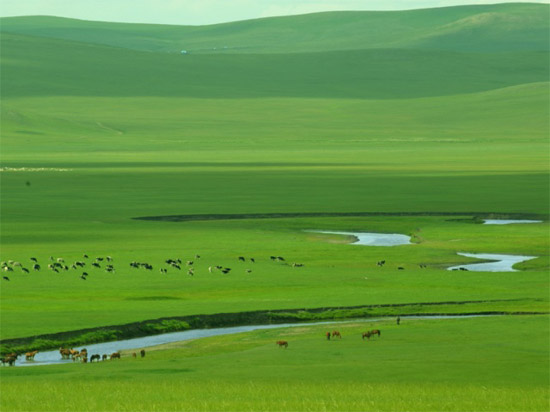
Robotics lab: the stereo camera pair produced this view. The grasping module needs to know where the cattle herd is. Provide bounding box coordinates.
[0,253,308,282]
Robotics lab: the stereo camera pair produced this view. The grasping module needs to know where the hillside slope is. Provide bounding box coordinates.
[1,32,548,99]
[1,3,548,54]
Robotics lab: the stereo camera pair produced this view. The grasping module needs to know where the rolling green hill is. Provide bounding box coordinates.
[1,32,548,99]
[1,3,548,54]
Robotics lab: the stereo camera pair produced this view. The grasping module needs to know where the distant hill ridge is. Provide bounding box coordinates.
[1,3,548,53]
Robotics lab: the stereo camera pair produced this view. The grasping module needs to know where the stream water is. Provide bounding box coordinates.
[310,230,411,246]
[13,315,489,367]
[447,252,537,272]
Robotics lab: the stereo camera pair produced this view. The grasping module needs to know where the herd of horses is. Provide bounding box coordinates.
[0,348,147,366]
[58,347,146,363]
[277,329,382,348]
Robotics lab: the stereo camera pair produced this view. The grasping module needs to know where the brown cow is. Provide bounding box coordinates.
[276,340,288,348]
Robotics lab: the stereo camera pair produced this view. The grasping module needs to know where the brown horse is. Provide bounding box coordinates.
[25,350,38,360]
[110,352,121,360]
[276,340,288,348]
[363,330,381,340]
[332,331,342,339]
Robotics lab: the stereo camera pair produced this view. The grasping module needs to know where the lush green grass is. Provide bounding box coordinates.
[0,215,547,339]
[0,5,548,411]
[1,3,548,53]
[1,316,548,411]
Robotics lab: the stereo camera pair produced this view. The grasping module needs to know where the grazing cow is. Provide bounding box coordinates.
[459,267,469,271]
[246,269,252,273]
[398,267,404,270]
[30,257,38,262]
[332,331,342,339]
[21,268,29,273]
[90,354,101,362]
[292,263,303,267]
[33,264,40,271]
[92,262,100,268]
[2,276,9,281]
[250,258,255,263]
[188,269,194,276]
[25,350,39,360]
[195,255,201,259]
[276,340,288,348]
[95,257,104,262]
[106,256,112,262]
[186,261,193,266]
[277,256,285,261]
[238,256,245,262]
[110,352,121,360]
[270,256,277,261]
[83,254,89,259]
[160,268,167,274]
[140,349,146,358]
[221,268,231,274]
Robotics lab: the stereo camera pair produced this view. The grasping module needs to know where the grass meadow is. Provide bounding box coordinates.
[1,316,548,411]
[0,4,549,411]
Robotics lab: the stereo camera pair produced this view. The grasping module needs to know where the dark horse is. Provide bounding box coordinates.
[276,340,288,348]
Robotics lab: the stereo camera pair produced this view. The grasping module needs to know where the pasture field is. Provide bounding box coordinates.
[0,4,549,411]
[1,316,548,411]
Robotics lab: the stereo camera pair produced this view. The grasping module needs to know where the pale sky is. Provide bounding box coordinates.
[0,0,548,25]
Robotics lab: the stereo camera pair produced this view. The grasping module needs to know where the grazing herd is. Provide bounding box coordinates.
[0,348,147,366]
[280,328,384,348]
[1,253,306,283]
[58,347,143,364]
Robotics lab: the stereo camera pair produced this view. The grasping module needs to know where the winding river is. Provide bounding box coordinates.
[310,230,411,246]
[15,315,490,367]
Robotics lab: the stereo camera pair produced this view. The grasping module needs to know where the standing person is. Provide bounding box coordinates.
[396,316,401,325]
[326,331,331,340]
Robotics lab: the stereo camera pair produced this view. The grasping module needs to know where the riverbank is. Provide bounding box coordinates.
[1,299,546,356]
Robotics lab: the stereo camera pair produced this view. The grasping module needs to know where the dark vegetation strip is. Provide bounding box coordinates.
[1,299,545,355]
[132,212,547,222]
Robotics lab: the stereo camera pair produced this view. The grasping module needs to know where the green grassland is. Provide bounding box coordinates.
[0,3,549,411]
[1,316,548,411]
[1,3,548,53]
